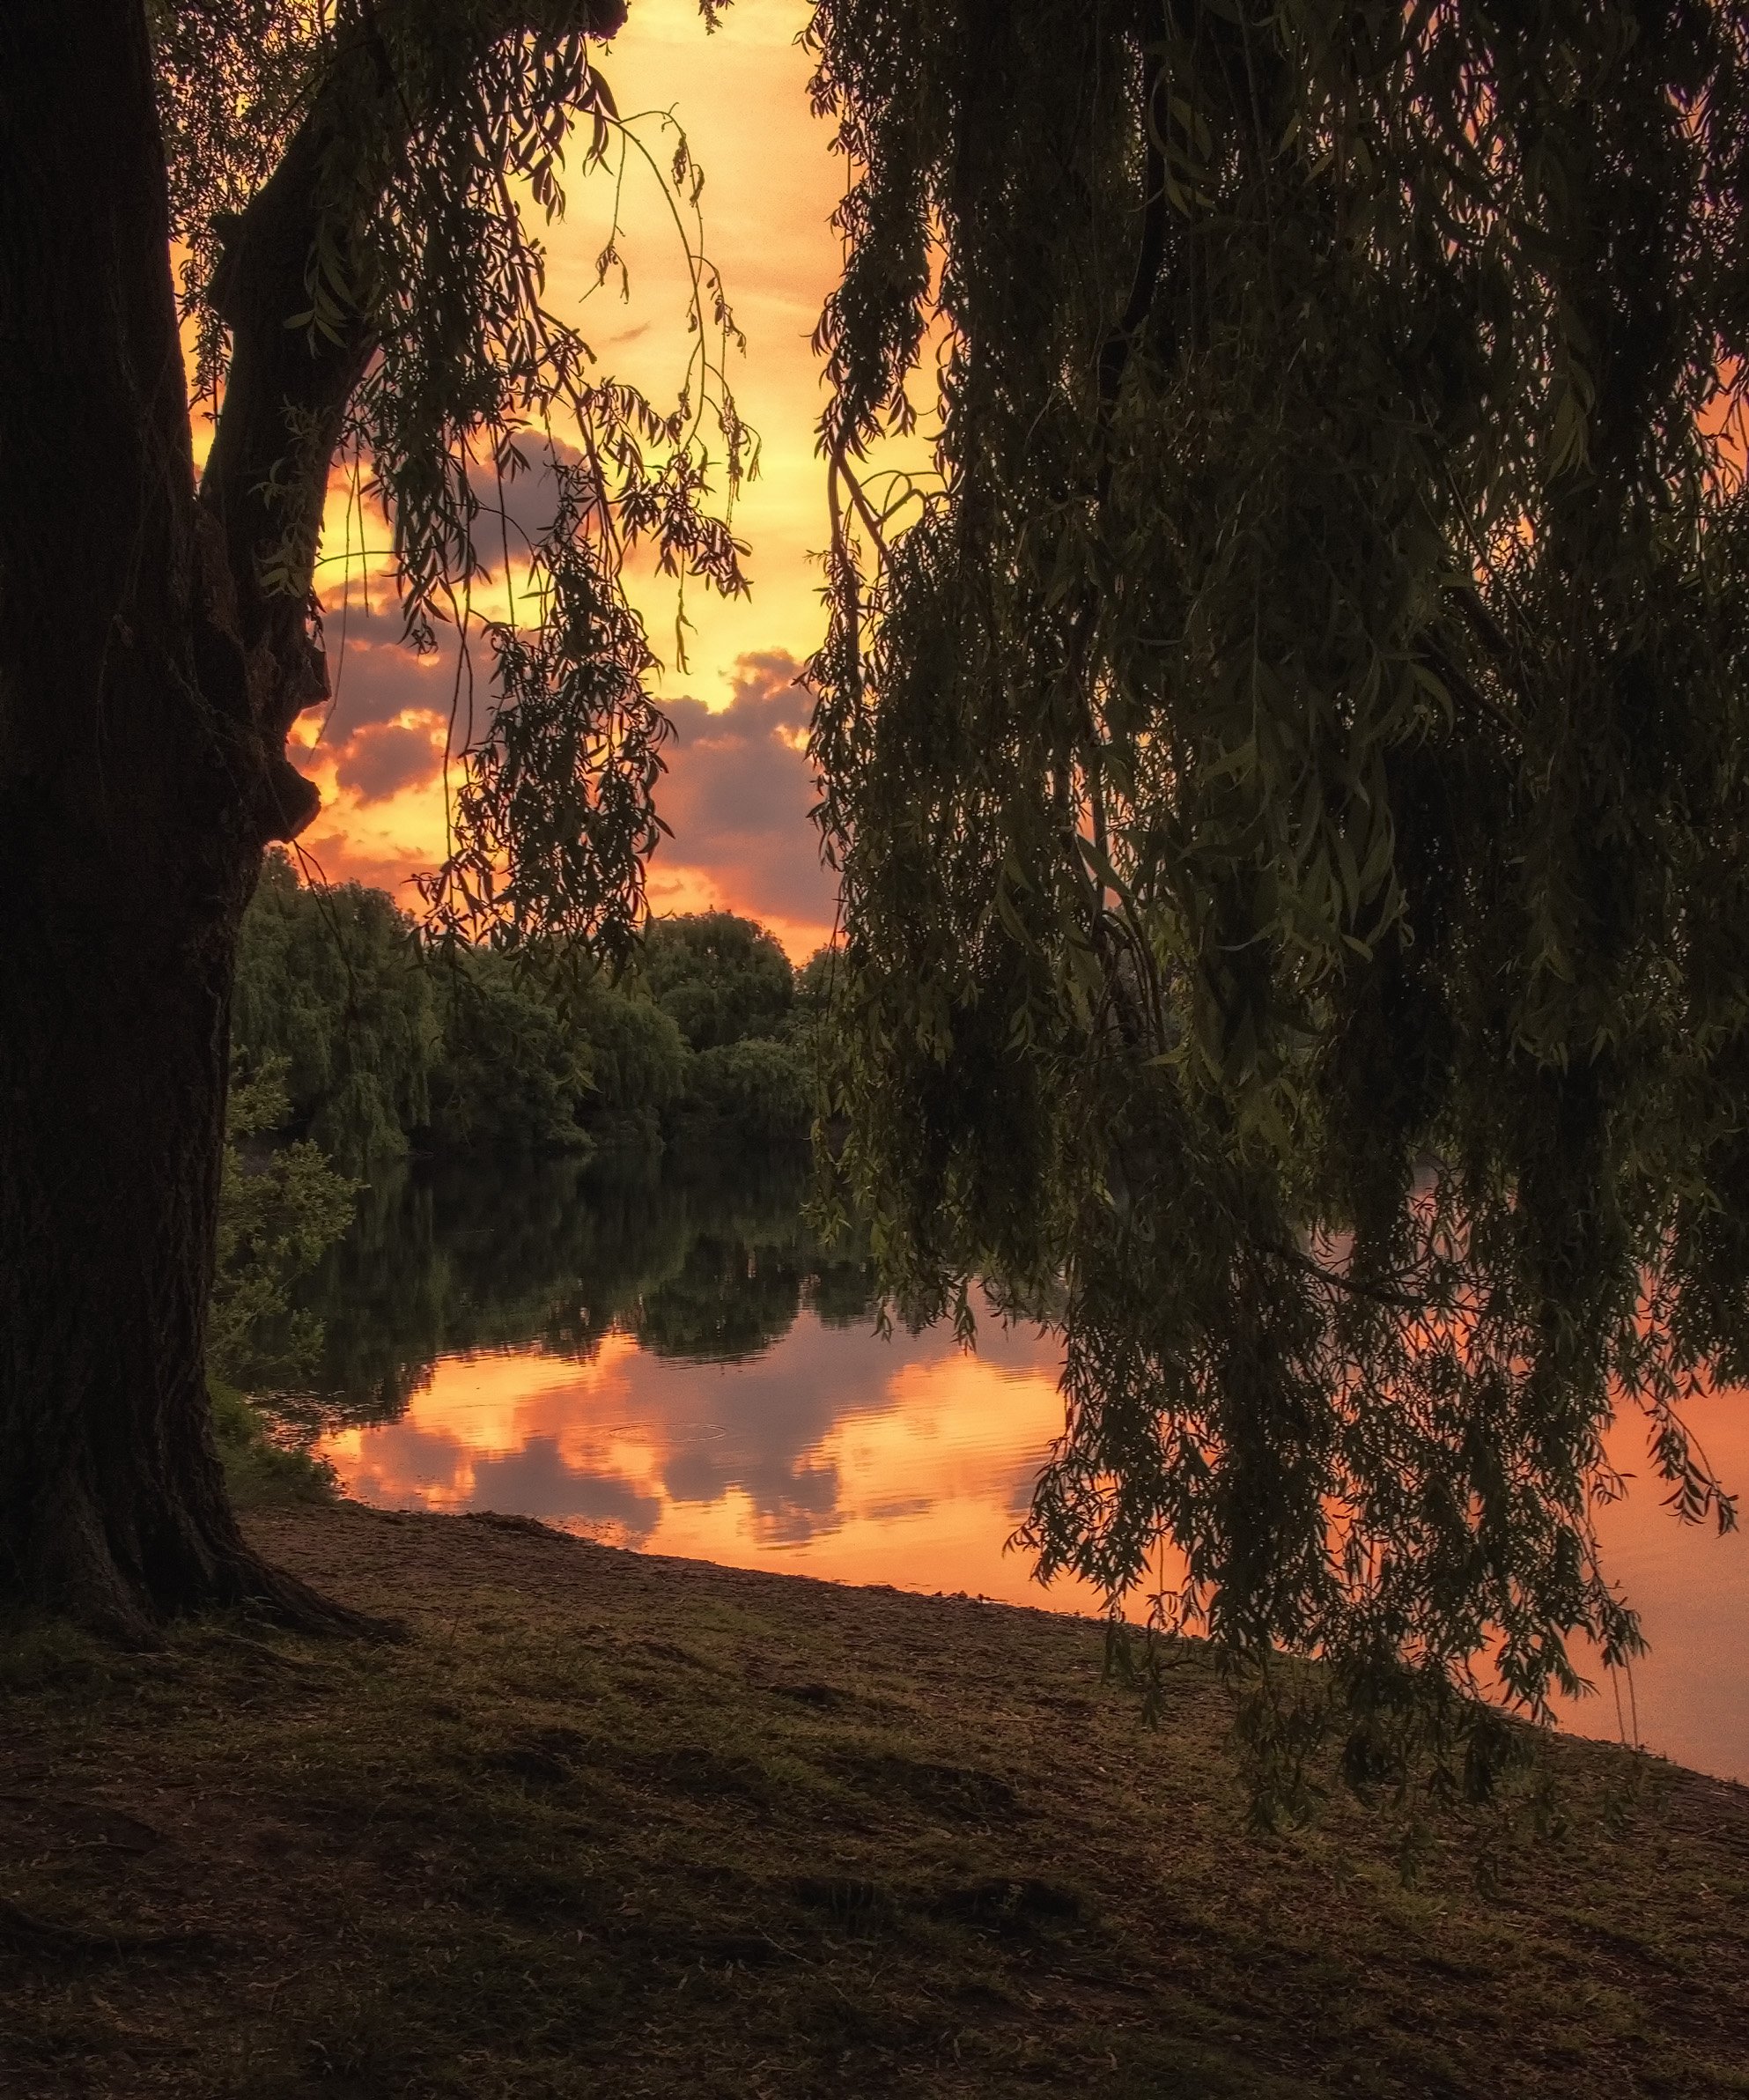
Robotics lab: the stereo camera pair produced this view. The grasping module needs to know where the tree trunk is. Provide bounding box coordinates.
[0,1,347,1634]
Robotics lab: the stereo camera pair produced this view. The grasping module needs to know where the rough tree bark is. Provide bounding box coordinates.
[0,0,377,1634]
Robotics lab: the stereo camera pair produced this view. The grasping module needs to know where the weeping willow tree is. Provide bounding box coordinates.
[6,0,1746,1805]
[805,0,1749,1797]
[0,0,744,1631]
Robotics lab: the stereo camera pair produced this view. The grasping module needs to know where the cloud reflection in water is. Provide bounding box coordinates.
[300,1150,1747,1781]
[322,1302,1094,1608]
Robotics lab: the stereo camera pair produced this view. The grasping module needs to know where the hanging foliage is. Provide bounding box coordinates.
[805,0,1749,1805]
[151,0,749,964]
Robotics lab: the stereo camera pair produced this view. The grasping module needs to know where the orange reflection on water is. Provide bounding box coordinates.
[1553,1390,1749,1780]
[323,1312,1104,1616]
[321,1314,1747,1779]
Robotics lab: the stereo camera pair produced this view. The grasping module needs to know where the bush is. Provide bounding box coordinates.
[686,1038,812,1142]
[210,1059,358,1389]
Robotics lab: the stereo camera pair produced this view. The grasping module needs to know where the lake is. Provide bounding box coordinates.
[292,1146,1749,1786]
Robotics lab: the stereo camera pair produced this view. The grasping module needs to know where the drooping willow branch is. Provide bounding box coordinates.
[801,0,1749,1815]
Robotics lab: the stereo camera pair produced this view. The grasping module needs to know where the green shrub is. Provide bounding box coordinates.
[686,1038,812,1142]
[210,1059,358,1390]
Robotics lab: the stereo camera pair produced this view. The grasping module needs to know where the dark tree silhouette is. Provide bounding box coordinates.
[806,0,1749,1799]
[0,0,743,1633]
[7,0,1749,1812]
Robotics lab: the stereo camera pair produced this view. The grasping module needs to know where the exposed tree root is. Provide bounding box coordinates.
[229,1549,404,1644]
[0,1546,403,1649]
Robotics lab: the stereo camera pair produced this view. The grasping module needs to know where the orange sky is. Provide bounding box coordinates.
[284,0,859,959]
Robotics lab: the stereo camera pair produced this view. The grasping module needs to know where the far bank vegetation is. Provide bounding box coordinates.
[212,851,826,1394]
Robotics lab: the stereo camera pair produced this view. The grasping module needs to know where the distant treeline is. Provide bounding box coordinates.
[268,1147,874,1432]
[232,851,826,1169]
[210,855,830,1390]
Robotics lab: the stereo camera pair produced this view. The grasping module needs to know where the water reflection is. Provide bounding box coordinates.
[291,1149,1746,1783]
[292,1145,869,1416]
[292,1148,1091,1607]
[1568,1394,1749,1784]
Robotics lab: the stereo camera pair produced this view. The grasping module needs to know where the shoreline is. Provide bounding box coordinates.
[345,1484,1749,1792]
[4,1498,1745,2096]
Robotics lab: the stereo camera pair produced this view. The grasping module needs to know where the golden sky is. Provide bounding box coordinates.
[288,0,855,958]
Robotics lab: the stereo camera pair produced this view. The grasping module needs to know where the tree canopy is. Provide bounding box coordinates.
[644,910,796,1051]
[234,851,438,1164]
[151,0,749,955]
[232,866,808,1156]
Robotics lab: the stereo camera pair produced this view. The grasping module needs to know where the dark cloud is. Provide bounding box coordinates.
[335,719,448,804]
[314,612,475,742]
[298,629,838,943]
[463,431,590,570]
[654,651,838,939]
[299,609,474,811]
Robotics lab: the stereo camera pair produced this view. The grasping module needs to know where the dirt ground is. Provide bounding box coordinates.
[2,1500,1746,2098]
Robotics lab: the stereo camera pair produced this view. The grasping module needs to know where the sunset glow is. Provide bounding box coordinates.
[203,0,1749,1786]
[283,0,856,956]
[323,1308,1107,1616]
[321,1302,1749,1779]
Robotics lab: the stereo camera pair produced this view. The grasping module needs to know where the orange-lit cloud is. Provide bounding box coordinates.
[278,0,854,954]
[324,1299,1103,1614]
[289,610,837,952]
[646,651,837,954]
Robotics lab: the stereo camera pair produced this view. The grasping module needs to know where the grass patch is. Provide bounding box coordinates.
[1,1502,1745,2097]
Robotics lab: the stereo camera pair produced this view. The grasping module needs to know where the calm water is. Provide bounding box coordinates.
[293,1149,1749,1785]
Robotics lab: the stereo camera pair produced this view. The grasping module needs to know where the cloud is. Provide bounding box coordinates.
[292,637,838,956]
[313,610,476,741]
[335,719,448,804]
[463,432,590,572]
[292,613,475,835]
[653,650,838,951]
